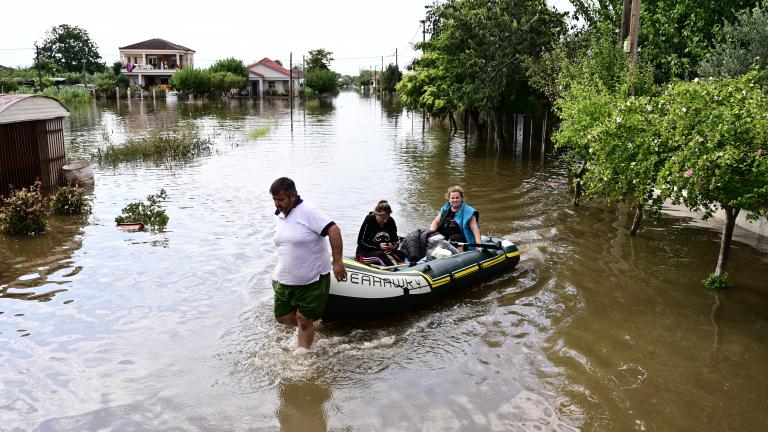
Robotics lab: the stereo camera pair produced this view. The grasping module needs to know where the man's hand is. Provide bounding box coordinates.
[332,258,347,281]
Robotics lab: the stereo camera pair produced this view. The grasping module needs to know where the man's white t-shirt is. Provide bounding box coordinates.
[273,200,334,286]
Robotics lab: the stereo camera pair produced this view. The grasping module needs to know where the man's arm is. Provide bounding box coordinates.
[327,224,347,281]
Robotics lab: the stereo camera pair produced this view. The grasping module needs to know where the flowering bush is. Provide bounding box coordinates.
[51,184,92,216]
[0,180,50,235]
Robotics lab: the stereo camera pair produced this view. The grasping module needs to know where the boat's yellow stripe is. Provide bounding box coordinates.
[430,276,451,287]
[480,255,506,268]
[454,265,479,278]
[505,251,521,258]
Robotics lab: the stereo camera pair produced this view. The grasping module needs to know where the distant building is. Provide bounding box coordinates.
[119,38,195,88]
[247,58,301,97]
[0,95,70,196]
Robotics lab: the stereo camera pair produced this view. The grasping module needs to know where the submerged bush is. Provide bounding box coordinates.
[0,180,50,235]
[115,189,169,230]
[703,273,731,290]
[51,184,92,215]
[95,131,211,164]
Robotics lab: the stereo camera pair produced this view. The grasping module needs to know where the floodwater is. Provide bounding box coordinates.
[1,91,767,431]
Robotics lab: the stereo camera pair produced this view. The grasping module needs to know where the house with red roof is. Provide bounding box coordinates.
[119,38,195,88]
[246,58,301,97]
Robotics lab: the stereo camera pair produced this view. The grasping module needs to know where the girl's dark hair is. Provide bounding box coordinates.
[373,199,392,214]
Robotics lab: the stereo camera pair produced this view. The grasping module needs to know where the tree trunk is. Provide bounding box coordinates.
[629,203,643,235]
[449,111,457,134]
[573,164,586,206]
[494,108,505,149]
[715,207,739,276]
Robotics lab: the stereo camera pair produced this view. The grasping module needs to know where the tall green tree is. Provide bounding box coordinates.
[209,57,248,78]
[657,71,768,279]
[698,4,768,78]
[38,24,104,74]
[570,0,761,83]
[379,64,402,92]
[306,49,334,71]
[399,0,566,137]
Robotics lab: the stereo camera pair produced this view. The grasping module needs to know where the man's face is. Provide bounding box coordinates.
[273,191,298,215]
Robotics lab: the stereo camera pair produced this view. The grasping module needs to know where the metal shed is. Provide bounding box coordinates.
[0,94,70,197]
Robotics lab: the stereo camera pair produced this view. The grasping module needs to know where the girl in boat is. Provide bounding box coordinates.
[356,200,407,267]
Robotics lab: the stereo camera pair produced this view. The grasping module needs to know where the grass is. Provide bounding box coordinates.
[247,126,271,140]
[95,130,212,165]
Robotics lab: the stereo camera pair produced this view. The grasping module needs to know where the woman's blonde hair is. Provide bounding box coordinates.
[373,199,392,214]
[445,185,464,200]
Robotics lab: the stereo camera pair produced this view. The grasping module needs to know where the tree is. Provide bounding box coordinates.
[305,69,338,94]
[209,57,248,78]
[306,49,334,71]
[171,68,213,95]
[553,25,658,231]
[380,64,402,92]
[210,71,247,94]
[398,0,566,138]
[698,4,768,78]
[38,24,104,74]
[657,71,768,281]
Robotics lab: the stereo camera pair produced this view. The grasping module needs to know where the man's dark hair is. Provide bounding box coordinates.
[270,177,297,195]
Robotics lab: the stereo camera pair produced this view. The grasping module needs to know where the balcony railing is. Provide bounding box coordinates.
[122,64,185,73]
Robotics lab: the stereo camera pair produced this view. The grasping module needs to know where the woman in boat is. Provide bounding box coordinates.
[356,200,407,266]
[430,185,481,251]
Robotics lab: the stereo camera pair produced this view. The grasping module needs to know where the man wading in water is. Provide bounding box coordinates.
[270,177,346,349]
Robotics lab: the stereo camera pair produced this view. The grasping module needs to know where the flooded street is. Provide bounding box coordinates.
[1,91,767,431]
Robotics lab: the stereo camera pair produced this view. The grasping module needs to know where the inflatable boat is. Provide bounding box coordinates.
[322,236,521,320]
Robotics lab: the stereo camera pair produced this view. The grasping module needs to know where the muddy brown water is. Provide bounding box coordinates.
[1,92,767,431]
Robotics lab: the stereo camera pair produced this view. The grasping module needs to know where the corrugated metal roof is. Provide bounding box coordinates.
[119,38,195,52]
[0,94,70,124]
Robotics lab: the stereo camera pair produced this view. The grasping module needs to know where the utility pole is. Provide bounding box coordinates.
[289,52,293,103]
[83,61,87,87]
[421,20,426,43]
[620,0,632,47]
[628,0,641,65]
[381,56,384,75]
[34,42,44,92]
[395,48,398,69]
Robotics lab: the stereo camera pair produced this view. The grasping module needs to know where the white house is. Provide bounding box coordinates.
[246,58,301,97]
[119,38,195,88]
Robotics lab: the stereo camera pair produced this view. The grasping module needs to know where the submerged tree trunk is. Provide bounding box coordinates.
[715,207,739,276]
[629,203,644,235]
[494,108,505,149]
[449,111,457,134]
[573,164,586,206]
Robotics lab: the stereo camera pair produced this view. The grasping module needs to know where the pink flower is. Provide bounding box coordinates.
[758,148,765,157]
[684,168,693,178]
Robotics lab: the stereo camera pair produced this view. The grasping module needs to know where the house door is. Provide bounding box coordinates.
[251,81,259,96]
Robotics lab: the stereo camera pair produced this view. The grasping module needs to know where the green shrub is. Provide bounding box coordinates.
[51,184,92,215]
[95,130,212,164]
[703,273,731,290]
[42,87,91,105]
[115,189,169,230]
[299,86,317,99]
[0,180,50,235]
[305,69,338,94]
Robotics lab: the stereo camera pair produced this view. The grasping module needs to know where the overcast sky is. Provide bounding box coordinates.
[1,0,573,76]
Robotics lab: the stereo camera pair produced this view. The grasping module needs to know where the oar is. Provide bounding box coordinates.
[450,241,502,250]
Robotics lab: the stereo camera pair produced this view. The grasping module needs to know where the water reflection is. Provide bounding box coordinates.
[276,379,331,432]
[0,215,86,303]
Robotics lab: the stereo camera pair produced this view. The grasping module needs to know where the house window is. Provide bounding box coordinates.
[148,56,157,67]
[268,81,276,90]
